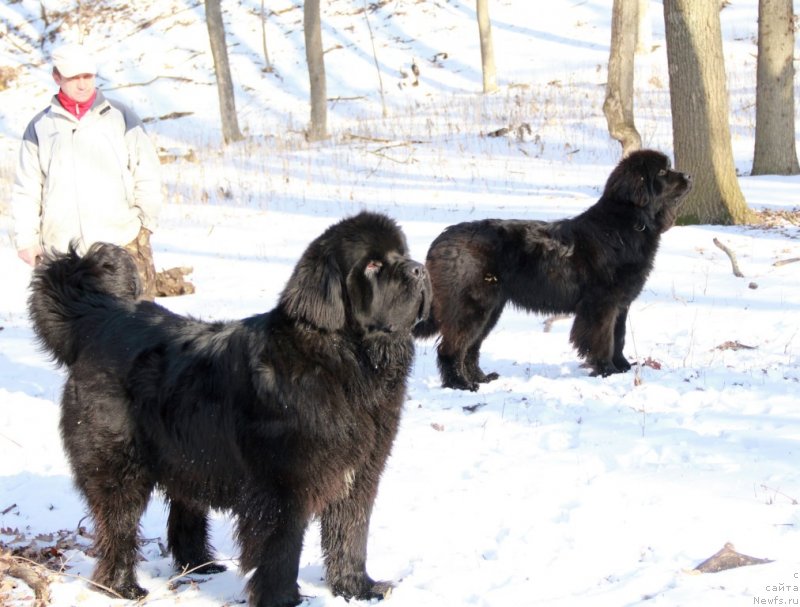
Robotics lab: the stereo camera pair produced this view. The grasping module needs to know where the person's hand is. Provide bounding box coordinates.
[18,245,43,266]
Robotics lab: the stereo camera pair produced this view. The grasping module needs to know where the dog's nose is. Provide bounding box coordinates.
[405,260,427,281]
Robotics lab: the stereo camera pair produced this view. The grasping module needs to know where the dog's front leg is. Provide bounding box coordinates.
[611,305,632,371]
[570,300,621,376]
[236,495,306,607]
[320,471,394,601]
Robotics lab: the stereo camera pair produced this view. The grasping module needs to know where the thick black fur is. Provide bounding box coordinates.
[414,150,692,391]
[28,212,431,607]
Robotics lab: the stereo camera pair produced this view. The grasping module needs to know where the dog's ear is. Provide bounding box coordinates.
[605,161,651,208]
[607,151,667,208]
[637,170,660,208]
[279,246,346,331]
[639,152,671,207]
[631,173,653,207]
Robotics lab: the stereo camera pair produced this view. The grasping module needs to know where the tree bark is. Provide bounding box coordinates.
[476,0,498,93]
[261,0,272,72]
[304,0,328,141]
[604,0,642,156]
[662,0,752,225]
[364,0,387,117]
[752,0,800,175]
[635,0,652,54]
[205,0,243,145]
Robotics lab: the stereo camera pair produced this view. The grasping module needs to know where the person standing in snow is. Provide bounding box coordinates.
[10,42,162,300]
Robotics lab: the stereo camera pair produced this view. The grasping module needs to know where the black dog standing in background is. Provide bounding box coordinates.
[414,150,692,391]
[28,212,431,607]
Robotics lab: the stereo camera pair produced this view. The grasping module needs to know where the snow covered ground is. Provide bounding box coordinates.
[1,0,799,605]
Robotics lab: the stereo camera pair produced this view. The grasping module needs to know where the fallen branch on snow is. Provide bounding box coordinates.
[712,237,744,277]
[0,551,51,606]
[714,340,756,351]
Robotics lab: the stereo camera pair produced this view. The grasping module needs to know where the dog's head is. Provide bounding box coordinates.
[604,149,693,232]
[280,212,431,337]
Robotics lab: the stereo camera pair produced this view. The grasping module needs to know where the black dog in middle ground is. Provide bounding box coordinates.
[28,212,431,607]
[414,149,692,391]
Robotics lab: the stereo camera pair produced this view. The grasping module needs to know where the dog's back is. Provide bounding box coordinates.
[28,242,141,367]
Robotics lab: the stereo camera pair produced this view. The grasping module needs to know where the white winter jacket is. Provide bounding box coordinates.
[11,91,162,254]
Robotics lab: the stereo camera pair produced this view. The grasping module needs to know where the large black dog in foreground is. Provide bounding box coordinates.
[414,150,692,391]
[29,212,431,607]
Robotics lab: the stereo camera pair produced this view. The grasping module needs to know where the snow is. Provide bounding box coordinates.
[1,0,799,605]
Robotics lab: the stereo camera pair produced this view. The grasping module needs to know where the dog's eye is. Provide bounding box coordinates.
[365,260,382,275]
[657,169,667,176]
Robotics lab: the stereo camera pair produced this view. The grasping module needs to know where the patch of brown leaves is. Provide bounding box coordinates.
[0,526,95,606]
[0,66,20,91]
[755,207,800,227]
[751,207,800,240]
[693,542,772,573]
[1,526,93,572]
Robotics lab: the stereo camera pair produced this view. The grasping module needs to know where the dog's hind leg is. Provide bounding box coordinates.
[463,304,503,385]
[464,342,498,384]
[60,380,153,599]
[167,499,226,574]
[436,301,503,391]
[436,323,478,391]
[436,349,478,391]
[82,467,153,599]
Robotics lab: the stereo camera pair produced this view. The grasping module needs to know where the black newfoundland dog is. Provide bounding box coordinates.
[28,212,431,607]
[414,149,692,391]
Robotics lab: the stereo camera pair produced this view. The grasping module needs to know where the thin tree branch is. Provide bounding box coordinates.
[712,237,744,277]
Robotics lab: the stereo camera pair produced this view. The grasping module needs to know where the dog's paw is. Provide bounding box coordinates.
[364,579,395,600]
[194,562,227,574]
[104,581,148,600]
[335,578,394,601]
[590,362,622,377]
[331,573,394,601]
[249,585,303,607]
[442,378,480,391]
[612,355,632,372]
[93,570,149,600]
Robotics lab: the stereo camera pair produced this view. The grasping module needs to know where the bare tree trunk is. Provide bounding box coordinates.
[205,0,243,145]
[752,0,800,175]
[663,0,752,225]
[364,0,387,117]
[476,0,497,93]
[304,0,328,141]
[635,0,652,54]
[604,0,642,156]
[261,0,273,72]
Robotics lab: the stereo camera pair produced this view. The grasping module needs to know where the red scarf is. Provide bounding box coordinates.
[57,89,97,120]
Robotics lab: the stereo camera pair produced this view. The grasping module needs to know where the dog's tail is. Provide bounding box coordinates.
[28,242,141,366]
[412,312,439,339]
